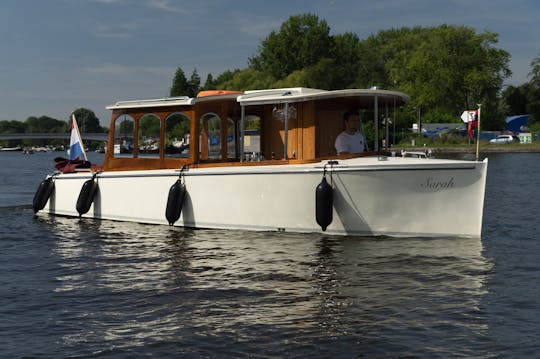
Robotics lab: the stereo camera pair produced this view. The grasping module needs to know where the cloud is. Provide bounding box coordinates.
[90,0,190,14]
[84,64,173,77]
[232,15,281,39]
[94,24,132,39]
[145,0,191,15]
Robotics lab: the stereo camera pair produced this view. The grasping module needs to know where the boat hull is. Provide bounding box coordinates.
[40,156,488,237]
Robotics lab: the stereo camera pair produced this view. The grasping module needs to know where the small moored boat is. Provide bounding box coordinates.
[34,88,487,237]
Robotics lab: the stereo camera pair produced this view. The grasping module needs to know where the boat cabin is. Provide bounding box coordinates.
[103,88,409,171]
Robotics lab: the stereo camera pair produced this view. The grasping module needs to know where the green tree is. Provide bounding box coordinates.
[19,116,66,147]
[529,52,540,88]
[0,120,27,133]
[203,73,216,90]
[170,67,201,97]
[249,13,332,79]
[374,25,511,129]
[331,32,362,89]
[353,27,418,89]
[502,52,540,130]
[0,120,27,147]
[217,68,274,90]
[170,67,190,97]
[274,58,340,89]
[165,113,190,142]
[25,116,67,133]
[170,15,513,133]
[502,84,529,115]
[214,69,240,85]
[527,53,540,125]
[188,68,201,97]
[117,118,134,135]
[72,108,102,133]
[138,115,160,138]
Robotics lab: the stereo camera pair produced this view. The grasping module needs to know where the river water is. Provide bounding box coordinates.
[0,151,539,358]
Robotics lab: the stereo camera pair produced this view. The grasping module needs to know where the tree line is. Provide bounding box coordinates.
[0,108,105,147]
[4,14,540,144]
[171,13,540,134]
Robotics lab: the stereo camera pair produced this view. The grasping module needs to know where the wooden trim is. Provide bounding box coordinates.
[103,157,192,171]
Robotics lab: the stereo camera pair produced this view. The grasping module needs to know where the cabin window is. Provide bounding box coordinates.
[199,113,221,160]
[165,112,190,158]
[137,114,161,158]
[243,115,261,160]
[113,114,135,158]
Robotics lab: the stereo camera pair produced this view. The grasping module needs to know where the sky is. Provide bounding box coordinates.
[1,0,539,126]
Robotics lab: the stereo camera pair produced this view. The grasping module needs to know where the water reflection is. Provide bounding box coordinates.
[313,236,494,355]
[40,215,493,356]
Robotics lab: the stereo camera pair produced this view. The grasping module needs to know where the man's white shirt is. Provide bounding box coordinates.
[335,131,366,154]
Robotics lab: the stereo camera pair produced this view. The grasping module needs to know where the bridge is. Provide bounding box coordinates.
[0,133,108,141]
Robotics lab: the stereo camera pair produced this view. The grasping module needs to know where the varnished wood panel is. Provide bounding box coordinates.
[315,109,344,157]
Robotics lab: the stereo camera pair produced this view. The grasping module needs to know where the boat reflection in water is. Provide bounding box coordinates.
[46,215,493,356]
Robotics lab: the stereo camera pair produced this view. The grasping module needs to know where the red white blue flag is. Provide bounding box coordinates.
[69,114,87,161]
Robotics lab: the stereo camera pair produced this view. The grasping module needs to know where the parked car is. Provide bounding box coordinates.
[489,134,514,144]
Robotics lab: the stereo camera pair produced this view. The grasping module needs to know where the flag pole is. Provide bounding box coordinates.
[475,104,481,161]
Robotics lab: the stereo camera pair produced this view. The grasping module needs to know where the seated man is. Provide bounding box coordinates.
[335,111,368,154]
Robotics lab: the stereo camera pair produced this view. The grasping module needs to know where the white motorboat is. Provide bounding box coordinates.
[33,88,487,237]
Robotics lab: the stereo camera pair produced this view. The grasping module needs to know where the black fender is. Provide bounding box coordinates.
[165,179,186,226]
[76,178,98,216]
[315,176,333,231]
[32,177,55,213]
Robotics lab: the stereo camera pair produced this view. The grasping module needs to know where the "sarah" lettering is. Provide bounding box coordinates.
[421,177,455,190]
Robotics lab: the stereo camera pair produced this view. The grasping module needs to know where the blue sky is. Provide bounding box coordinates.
[1,0,539,126]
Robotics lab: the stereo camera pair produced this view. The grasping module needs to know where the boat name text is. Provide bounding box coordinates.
[420,176,454,191]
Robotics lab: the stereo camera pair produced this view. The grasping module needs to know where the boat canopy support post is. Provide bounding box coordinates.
[240,105,245,162]
[374,95,379,151]
[393,97,396,146]
[476,104,482,161]
[283,103,289,159]
[385,103,389,150]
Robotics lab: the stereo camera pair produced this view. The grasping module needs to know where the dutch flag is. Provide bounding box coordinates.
[69,114,87,161]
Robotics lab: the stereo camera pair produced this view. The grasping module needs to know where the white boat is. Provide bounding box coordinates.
[0,146,22,151]
[33,88,487,237]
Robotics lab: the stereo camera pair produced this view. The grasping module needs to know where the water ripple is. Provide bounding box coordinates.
[2,152,540,357]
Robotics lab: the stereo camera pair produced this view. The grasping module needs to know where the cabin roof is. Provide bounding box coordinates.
[106,96,194,110]
[237,88,410,106]
[105,87,410,111]
[105,92,242,110]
